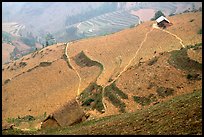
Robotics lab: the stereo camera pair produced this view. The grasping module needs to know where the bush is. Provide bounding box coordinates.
[148,57,158,66]
[133,96,151,106]
[82,98,95,106]
[156,87,174,98]
[19,62,27,68]
[186,73,201,80]
[189,19,194,22]
[39,62,52,67]
[4,79,11,84]
[151,10,165,20]
[197,28,202,34]
[62,54,73,69]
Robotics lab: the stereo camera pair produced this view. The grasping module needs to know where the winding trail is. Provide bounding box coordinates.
[100,23,185,112]
[65,22,186,113]
[152,23,185,48]
[65,42,82,96]
[101,27,154,111]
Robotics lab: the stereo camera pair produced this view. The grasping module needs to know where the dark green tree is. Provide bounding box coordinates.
[151,10,165,21]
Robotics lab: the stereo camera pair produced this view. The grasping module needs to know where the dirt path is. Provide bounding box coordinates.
[101,27,155,112]
[65,42,82,96]
[152,23,185,48]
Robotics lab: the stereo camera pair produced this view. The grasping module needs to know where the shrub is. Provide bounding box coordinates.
[186,73,201,80]
[148,57,158,66]
[151,10,165,21]
[156,87,174,98]
[189,19,194,22]
[39,62,52,67]
[62,54,73,69]
[4,79,11,84]
[82,98,95,106]
[6,115,35,126]
[19,62,27,68]
[132,94,157,106]
[197,28,202,34]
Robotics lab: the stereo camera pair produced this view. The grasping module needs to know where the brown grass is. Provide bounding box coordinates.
[2,43,15,65]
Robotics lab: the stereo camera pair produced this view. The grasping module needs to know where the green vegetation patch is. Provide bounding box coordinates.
[186,43,202,50]
[156,87,174,98]
[15,89,202,135]
[6,115,35,127]
[79,82,104,113]
[19,62,27,68]
[4,79,11,85]
[39,62,52,67]
[197,28,202,34]
[186,73,201,81]
[133,93,157,106]
[111,82,128,99]
[151,10,165,21]
[61,54,73,69]
[104,82,127,113]
[73,51,103,70]
[168,45,202,73]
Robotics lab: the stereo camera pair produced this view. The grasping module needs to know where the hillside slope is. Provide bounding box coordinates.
[2,11,202,133]
[3,89,201,135]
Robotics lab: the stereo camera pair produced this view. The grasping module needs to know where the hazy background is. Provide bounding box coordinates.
[2,2,202,64]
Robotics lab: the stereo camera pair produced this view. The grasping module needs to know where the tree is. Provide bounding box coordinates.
[45,33,56,46]
[151,10,165,21]
[46,41,49,47]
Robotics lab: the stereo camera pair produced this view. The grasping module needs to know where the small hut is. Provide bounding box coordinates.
[41,99,85,129]
[156,16,172,28]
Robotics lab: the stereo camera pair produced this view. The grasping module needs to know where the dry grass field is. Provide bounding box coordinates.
[2,43,15,65]
[2,11,202,132]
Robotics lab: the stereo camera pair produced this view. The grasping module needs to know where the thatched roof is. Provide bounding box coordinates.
[42,99,85,127]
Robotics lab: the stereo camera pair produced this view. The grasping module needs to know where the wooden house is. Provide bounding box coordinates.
[156,16,172,28]
[41,99,86,128]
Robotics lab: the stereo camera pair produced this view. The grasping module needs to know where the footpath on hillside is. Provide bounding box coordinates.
[65,22,186,114]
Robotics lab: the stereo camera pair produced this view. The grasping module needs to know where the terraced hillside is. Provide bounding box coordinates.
[2,22,25,36]
[76,10,139,37]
